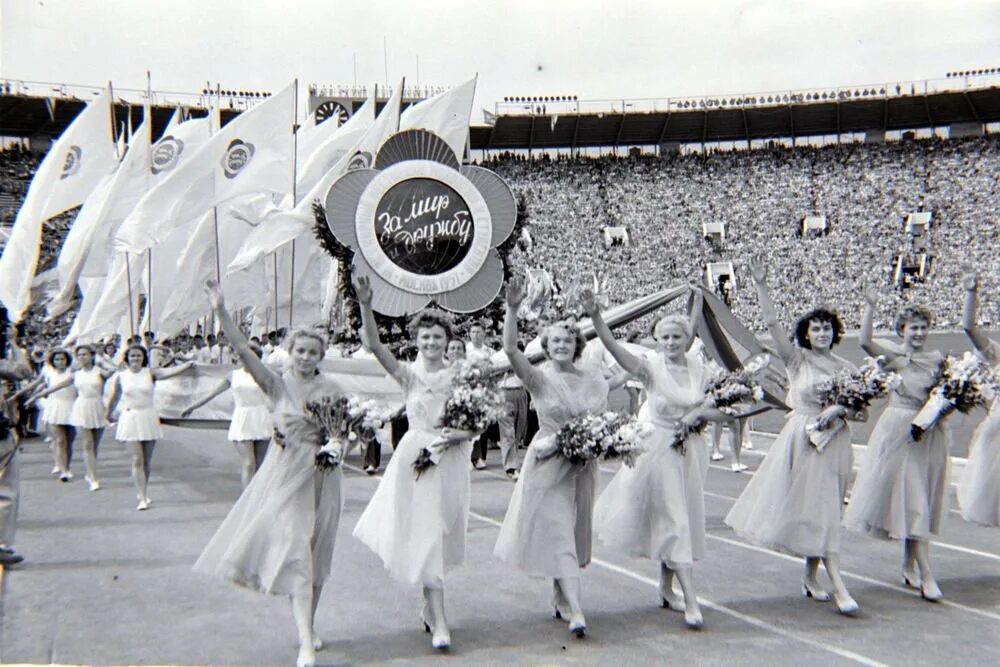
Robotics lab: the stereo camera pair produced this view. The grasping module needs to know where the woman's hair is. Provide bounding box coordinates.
[650,313,694,341]
[285,328,327,357]
[124,344,149,367]
[540,323,587,362]
[408,309,455,341]
[73,344,95,357]
[47,348,73,367]
[447,338,466,353]
[894,304,933,335]
[793,308,845,349]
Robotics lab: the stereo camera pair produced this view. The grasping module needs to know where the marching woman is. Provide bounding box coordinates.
[181,342,272,489]
[25,349,77,482]
[724,262,860,615]
[844,289,946,601]
[585,289,733,629]
[957,271,999,526]
[105,346,195,510]
[352,276,473,651]
[28,345,113,491]
[493,275,609,638]
[194,281,346,667]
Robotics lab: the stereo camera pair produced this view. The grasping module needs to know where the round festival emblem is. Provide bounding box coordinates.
[347,150,373,171]
[221,139,255,179]
[60,146,82,180]
[151,136,184,175]
[324,129,517,316]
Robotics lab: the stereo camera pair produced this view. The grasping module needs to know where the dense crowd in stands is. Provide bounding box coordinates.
[488,135,999,332]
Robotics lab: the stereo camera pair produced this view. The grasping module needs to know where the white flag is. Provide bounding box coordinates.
[399,77,477,161]
[114,82,296,254]
[73,251,146,342]
[0,87,117,320]
[226,84,402,274]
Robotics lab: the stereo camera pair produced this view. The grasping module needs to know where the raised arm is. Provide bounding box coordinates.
[961,272,995,361]
[204,280,280,397]
[353,276,403,382]
[151,359,196,381]
[748,260,797,365]
[502,274,538,385]
[581,286,643,377]
[26,375,74,404]
[859,286,899,359]
[180,377,232,417]
[7,375,44,403]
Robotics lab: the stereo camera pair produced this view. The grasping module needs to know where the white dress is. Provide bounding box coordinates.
[353,359,472,587]
[114,368,164,441]
[41,367,76,426]
[227,369,273,441]
[958,342,1000,527]
[70,366,107,429]
[595,351,711,568]
[194,372,343,595]
[494,363,609,578]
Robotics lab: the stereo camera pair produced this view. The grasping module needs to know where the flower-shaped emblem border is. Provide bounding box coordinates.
[324,129,517,316]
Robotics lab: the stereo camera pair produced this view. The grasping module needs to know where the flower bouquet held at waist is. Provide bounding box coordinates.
[806,356,900,451]
[670,357,769,454]
[413,359,504,479]
[555,411,650,468]
[305,395,392,471]
[911,352,997,442]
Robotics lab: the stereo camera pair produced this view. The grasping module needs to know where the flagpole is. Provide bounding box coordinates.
[107,81,120,160]
[124,253,136,338]
[145,72,153,335]
[210,83,223,334]
[273,253,280,331]
[288,78,299,328]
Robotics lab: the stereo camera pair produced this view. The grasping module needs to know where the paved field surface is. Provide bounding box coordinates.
[1,412,998,666]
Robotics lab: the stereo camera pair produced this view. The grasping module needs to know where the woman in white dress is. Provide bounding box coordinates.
[586,292,735,629]
[493,276,609,638]
[844,290,946,601]
[26,350,77,482]
[957,272,1000,527]
[181,342,272,488]
[27,345,113,491]
[194,281,346,667]
[352,276,473,651]
[105,345,194,510]
[724,263,860,615]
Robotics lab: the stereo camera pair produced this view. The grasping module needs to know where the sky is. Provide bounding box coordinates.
[2,0,998,121]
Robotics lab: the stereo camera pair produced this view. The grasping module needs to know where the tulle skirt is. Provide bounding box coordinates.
[958,406,1000,527]
[353,429,472,586]
[595,425,708,567]
[844,405,948,541]
[725,413,852,557]
[115,408,163,441]
[42,398,75,426]
[71,397,106,429]
[228,405,273,442]
[494,434,600,578]
[193,439,343,596]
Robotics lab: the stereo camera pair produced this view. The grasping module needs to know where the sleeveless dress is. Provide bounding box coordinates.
[353,359,472,587]
[725,349,856,557]
[494,363,609,578]
[70,367,107,429]
[115,368,164,441]
[41,367,76,426]
[957,341,1000,527]
[595,351,711,568]
[844,350,946,541]
[227,369,273,441]
[193,371,344,596]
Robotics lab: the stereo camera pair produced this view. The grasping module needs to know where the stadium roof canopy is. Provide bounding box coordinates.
[2,87,999,148]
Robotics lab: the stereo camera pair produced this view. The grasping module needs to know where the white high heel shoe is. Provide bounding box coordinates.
[568,613,587,638]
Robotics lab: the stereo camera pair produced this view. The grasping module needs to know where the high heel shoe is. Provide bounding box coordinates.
[901,568,920,589]
[833,592,859,616]
[420,610,431,633]
[684,608,704,630]
[568,613,587,638]
[801,579,831,602]
[431,629,451,650]
[920,581,943,602]
[661,593,684,612]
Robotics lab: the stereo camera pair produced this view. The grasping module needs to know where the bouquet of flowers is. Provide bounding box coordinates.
[806,356,900,450]
[911,352,998,441]
[670,357,769,454]
[413,359,505,478]
[305,394,391,471]
[554,411,650,467]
